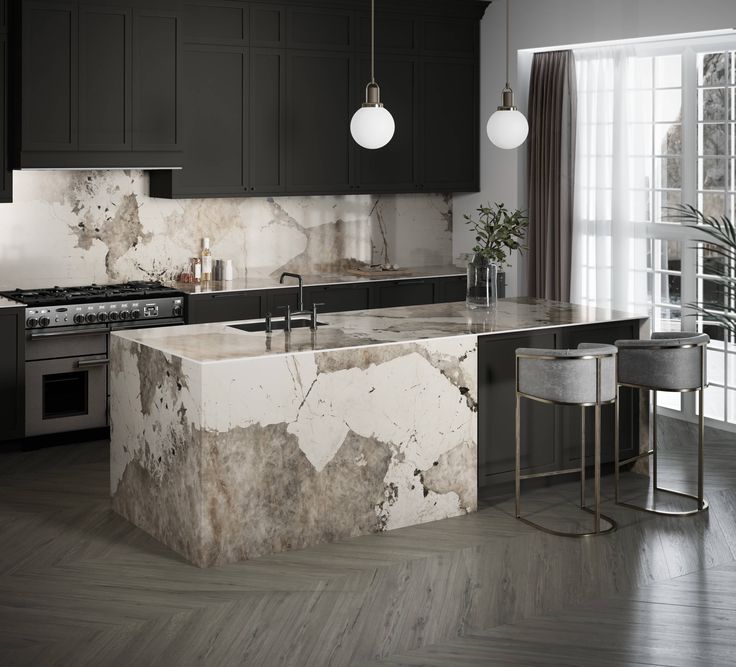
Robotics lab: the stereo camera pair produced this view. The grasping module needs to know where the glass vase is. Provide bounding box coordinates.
[466,254,498,310]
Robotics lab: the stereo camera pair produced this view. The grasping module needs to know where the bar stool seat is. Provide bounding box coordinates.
[614,332,710,516]
[515,343,619,537]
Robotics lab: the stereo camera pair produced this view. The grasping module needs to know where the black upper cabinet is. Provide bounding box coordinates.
[285,49,353,193]
[354,54,415,192]
[419,57,479,192]
[0,32,11,202]
[21,1,77,153]
[78,5,130,151]
[132,7,181,152]
[250,47,285,193]
[148,0,487,199]
[169,44,248,196]
[151,2,285,198]
[18,0,183,169]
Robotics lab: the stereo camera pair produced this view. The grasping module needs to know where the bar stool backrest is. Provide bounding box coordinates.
[615,332,709,391]
[516,344,618,406]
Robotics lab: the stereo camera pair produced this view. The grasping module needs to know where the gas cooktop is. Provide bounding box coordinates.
[0,281,183,307]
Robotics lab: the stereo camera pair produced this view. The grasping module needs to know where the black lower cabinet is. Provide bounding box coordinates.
[559,322,640,467]
[435,272,506,303]
[373,279,436,308]
[478,331,558,485]
[185,291,263,324]
[305,284,371,313]
[0,306,24,441]
[478,321,641,489]
[185,274,468,323]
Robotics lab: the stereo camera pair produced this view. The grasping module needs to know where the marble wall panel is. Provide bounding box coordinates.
[0,170,452,288]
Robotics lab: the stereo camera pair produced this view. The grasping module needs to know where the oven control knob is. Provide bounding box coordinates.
[97,312,108,323]
[39,316,50,328]
[26,317,39,328]
[108,311,119,322]
[85,313,97,324]
[73,314,85,325]
[120,310,130,321]
[131,309,141,320]
[172,305,182,317]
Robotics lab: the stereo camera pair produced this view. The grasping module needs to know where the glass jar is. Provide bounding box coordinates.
[466,253,498,309]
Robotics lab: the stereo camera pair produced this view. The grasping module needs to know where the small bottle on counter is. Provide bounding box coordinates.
[201,238,212,281]
[192,257,202,284]
[223,259,233,281]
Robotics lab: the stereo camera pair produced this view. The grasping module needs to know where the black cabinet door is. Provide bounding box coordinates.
[22,2,78,152]
[185,292,263,325]
[305,284,371,313]
[419,58,478,192]
[78,5,131,151]
[374,279,436,308]
[132,7,180,152]
[354,55,415,192]
[435,276,466,303]
[286,50,353,193]
[478,331,559,486]
[176,45,247,196]
[559,322,640,466]
[250,48,285,194]
[0,308,24,441]
[0,33,10,202]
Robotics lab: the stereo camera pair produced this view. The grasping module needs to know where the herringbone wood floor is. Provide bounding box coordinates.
[1,416,734,666]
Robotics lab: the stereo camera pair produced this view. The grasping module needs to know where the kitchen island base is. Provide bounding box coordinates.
[111,335,478,568]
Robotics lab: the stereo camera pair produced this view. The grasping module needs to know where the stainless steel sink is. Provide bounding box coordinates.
[229,317,327,333]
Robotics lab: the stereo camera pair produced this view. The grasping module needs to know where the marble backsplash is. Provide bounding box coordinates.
[0,170,453,289]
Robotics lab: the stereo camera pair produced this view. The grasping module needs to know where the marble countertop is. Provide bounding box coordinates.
[112,297,648,365]
[170,264,465,295]
[0,295,24,309]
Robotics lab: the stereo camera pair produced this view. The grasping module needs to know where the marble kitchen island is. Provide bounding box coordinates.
[110,298,646,567]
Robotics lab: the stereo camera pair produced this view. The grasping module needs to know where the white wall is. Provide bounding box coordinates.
[454,0,736,296]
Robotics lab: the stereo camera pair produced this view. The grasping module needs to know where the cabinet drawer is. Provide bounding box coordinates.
[374,280,435,308]
[305,284,370,313]
[186,292,263,324]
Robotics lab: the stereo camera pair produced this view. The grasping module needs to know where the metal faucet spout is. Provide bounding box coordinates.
[279,272,304,312]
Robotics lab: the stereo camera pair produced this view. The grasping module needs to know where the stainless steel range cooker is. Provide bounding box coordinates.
[0,281,184,438]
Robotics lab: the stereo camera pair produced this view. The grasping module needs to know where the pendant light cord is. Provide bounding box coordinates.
[371,0,376,84]
[505,0,510,88]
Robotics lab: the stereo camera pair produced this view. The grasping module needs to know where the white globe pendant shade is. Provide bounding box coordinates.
[486,108,529,150]
[350,105,395,150]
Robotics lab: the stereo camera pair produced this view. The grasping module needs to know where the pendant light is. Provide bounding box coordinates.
[486,0,528,150]
[350,0,395,149]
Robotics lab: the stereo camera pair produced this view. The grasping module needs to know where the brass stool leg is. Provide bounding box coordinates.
[614,384,620,503]
[594,365,601,534]
[652,390,658,491]
[580,406,586,509]
[698,384,705,510]
[615,384,709,516]
[515,393,521,519]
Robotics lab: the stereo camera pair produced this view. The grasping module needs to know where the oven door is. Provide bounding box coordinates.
[25,355,108,436]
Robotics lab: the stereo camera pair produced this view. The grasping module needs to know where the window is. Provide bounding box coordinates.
[572,36,736,428]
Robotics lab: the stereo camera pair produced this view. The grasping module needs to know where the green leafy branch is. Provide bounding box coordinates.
[666,203,736,338]
[463,202,529,266]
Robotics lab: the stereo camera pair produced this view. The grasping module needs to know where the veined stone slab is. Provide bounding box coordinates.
[110,333,477,567]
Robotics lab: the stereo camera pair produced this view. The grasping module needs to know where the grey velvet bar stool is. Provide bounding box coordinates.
[515,343,619,537]
[614,332,710,515]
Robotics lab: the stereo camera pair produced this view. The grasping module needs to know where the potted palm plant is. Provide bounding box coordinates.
[464,202,528,309]
[669,203,736,337]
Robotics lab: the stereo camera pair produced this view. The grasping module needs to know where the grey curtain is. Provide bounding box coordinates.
[526,50,577,301]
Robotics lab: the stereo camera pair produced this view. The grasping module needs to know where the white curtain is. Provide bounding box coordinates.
[571,46,649,314]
